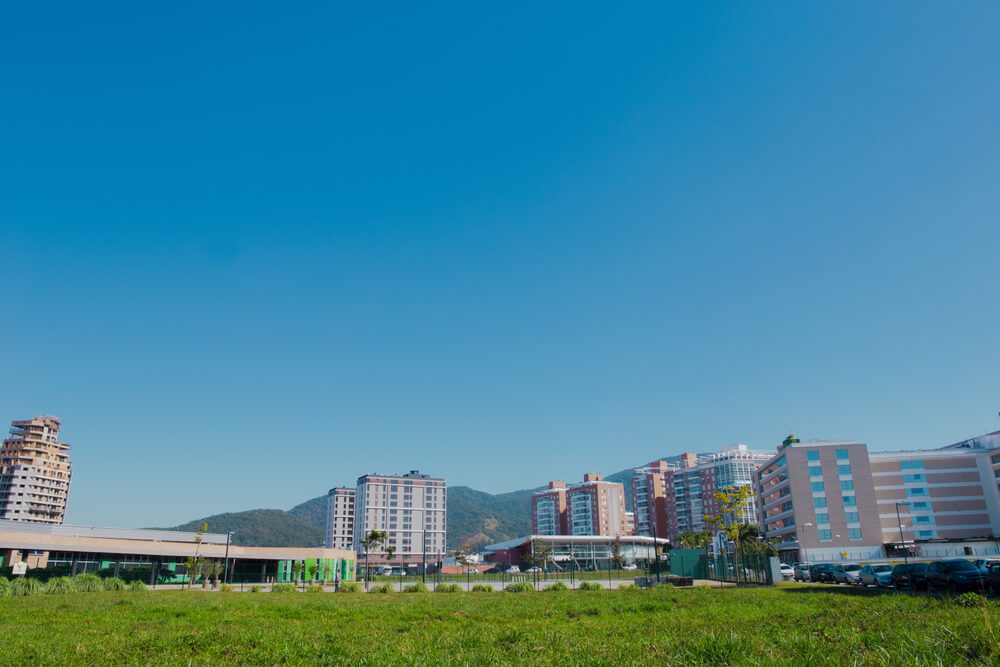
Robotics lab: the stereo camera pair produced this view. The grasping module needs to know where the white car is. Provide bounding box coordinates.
[524,566,542,574]
[779,564,794,581]
[622,564,639,571]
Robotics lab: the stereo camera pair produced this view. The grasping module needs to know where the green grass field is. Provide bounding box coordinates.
[0,585,995,665]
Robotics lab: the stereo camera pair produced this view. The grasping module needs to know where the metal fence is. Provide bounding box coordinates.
[704,551,772,585]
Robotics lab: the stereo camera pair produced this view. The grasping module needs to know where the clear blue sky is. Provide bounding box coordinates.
[2,2,998,528]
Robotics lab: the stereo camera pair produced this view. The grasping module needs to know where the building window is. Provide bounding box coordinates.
[906,487,928,497]
[910,501,930,510]
[901,461,924,470]
[816,513,829,524]
[811,482,825,492]
[914,515,934,524]
[818,529,832,542]
[809,466,823,478]
[903,474,926,483]
[840,480,854,491]
[845,512,859,523]
[837,465,851,475]
[917,530,936,538]
[848,528,862,540]
[814,497,827,508]
[807,452,820,461]
[843,496,856,506]
[835,450,849,460]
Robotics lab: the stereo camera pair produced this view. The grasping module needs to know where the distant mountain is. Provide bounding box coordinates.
[157,509,324,547]
[288,495,327,526]
[445,486,536,550]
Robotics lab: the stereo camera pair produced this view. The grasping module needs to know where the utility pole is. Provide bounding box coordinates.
[223,531,234,583]
[895,502,910,566]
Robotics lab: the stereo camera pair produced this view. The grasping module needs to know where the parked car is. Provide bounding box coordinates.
[505,565,520,574]
[832,563,862,585]
[622,564,639,571]
[779,564,795,581]
[891,562,929,591]
[793,563,812,582]
[859,564,894,588]
[927,559,987,593]
[985,562,1000,596]
[809,563,837,583]
[972,559,1000,574]
[524,566,542,574]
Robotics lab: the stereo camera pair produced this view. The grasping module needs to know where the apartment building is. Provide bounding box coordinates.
[353,470,446,565]
[630,461,671,539]
[0,417,73,524]
[531,473,629,537]
[756,431,1000,563]
[324,487,356,551]
[665,446,772,543]
[531,481,568,535]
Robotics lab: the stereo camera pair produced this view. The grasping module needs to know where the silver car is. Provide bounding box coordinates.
[832,563,862,585]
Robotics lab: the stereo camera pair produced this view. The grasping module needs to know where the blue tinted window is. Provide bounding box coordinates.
[814,497,827,508]
[818,529,832,541]
[901,461,923,470]
[809,467,823,477]
[773,456,785,469]
[840,480,854,491]
[917,530,935,538]
[837,465,851,475]
[903,474,925,483]
[843,495,857,506]
[835,450,849,460]
[915,515,933,524]
[811,482,825,491]
[906,487,928,497]
[910,502,930,510]
[816,513,829,524]
[845,512,859,522]
[806,451,820,461]
[848,528,862,539]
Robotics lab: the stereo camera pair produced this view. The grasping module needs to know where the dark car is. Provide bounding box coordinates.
[832,564,862,585]
[985,562,1000,596]
[972,559,1000,574]
[809,563,837,583]
[891,562,929,591]
[927,559,987,593]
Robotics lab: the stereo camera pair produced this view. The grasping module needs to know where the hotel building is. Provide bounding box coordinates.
[756,431,1000,563]
[353,470,447,566]
[0,416,73,524]
[324,487,356,551]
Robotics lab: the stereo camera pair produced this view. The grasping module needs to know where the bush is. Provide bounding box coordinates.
[544,582,569,592]
[618,583,636,590]
[955,592,988,608]
[11,578,43,596]
[307,585,325,593]
[270,583,297,593]
[505,582,535,593]
[0,578,10,597]
[471,584,494,593]
[578,582,603,591]
[103,578,127,591]
[337,582,362,593]
[129,581,148,592]
[218,583,233,593]
[435,583,461,593]
[369,583,394,594]
[44,577,77,594]
[249,585,263,593]
[402,583,428,593]
[73,574,104,593]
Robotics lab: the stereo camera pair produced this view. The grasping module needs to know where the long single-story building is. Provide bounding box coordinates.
[483,534,668,570]
[0,520,355,584]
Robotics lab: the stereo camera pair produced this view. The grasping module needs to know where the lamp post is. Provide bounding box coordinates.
[895,502,910,566]
[223,531,234,583]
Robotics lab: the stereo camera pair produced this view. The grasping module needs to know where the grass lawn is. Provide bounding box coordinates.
[0,584,996,665]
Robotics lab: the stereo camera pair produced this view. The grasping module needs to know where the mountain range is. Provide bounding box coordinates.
[159,454,702,549]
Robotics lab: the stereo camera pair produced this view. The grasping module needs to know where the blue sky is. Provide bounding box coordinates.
[2,3,998,528]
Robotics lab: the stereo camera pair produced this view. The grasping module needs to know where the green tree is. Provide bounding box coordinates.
[360,530,387,589]
[610,537,625,569]
[705,485,756,583]
[678,530,712,549]
[291,561,304,585]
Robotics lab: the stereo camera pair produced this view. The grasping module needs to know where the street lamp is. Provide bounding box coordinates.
[223,531,235,583]
[895,502,911,566]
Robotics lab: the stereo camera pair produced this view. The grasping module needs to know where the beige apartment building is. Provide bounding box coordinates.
[531,473,630,537]
[324,487,356,551]
[0,416,73,524]
[353,470,446,566]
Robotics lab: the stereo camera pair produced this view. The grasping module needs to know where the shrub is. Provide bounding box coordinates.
[435,583,462,593]
[271,583,297,593]
[0,578,10,597]
[307,584,325,593]
[218,583,233,593]
[129,581,148,592]
[544,582,569,592]
[578,582,603,591]
[11,578,43,596]
[471,584,494,593]
[505,582,535,593]
[370,583,394,594]
[249,585,263,593]
[337,582,362,593]
[955,592,988,608]
[73,574,104,593]
[618,583,636,590]
[402,583,428,593]
[103,578,127,591]
[44,577,77,594]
